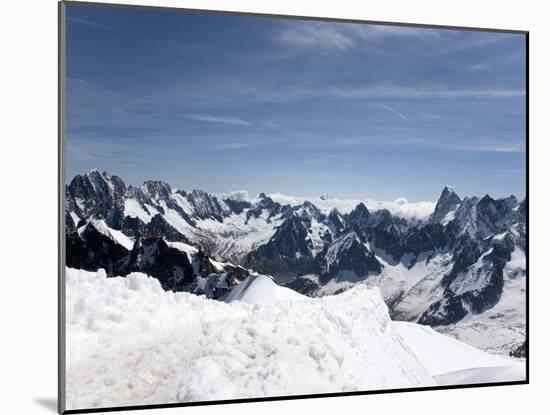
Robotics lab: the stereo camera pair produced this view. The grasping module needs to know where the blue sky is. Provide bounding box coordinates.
[65,4,526,201]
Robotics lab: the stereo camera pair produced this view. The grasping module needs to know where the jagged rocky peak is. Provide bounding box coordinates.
[223,198,251,215]
[477,194,516,216]
[474,194,520,238]
[518,198,527,220]
[429,185,461,225]
[319,230,381,282]
[141,180,173,201]
[69,169,127,200]
[327,208,346,232]
[451,196,480,237]
[370,208,393,225]
[347,202,370,223]
[246,193,284,222]
[292,200,321,219]
[187,189,228,221]
[67,170,127,225]
[254,193,280,210]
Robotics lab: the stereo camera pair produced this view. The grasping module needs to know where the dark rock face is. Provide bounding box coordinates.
[327,209,346,235]
[419,234,516,326]
[129,238,197,291]
[67,230,250,299]
[284,276,321,296]
[258,215,311,258]
[509,341,527,358]
[418,295,468,326]
[66,221,130,276]
[246,215,317,281]
[429,186,461,224]
[223,199,251,215]
[403,223,448,256]
[145,215,190,242]
[347,202,370,225]
[317,232,382,284]
[186,190,229,221]
[66,170,127,229]
[141,180,172,201]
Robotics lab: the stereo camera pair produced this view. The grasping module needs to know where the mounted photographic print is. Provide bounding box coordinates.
[58,1,528,413]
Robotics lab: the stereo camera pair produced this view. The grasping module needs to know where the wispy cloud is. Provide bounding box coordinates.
[452,139,525,153]
[328,133,525,154]
[468,63,490,72]
[294,85,525,100]
[335,136,427,146]
[352,23,442,40]
[162,80,525,108]
[185,113,252,126]
[275,22,355,52]
[67,16,118,31]
[67,16,142,37]
[274,21,442,53]
[209,142,251,150]
[417,111,446,120]
[380,104,408,120]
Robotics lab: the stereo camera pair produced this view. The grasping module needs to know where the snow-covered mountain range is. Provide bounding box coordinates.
[65,170,527,356]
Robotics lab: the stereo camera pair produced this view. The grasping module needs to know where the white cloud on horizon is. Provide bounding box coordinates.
[219,191,436,221]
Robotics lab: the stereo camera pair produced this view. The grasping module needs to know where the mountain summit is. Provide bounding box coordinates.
[429,186,462,225]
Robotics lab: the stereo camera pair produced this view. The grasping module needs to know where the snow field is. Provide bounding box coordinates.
[65,268,434,410]
[392,321,518,376]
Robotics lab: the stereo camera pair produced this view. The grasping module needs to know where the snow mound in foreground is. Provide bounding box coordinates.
[66,268,434,410]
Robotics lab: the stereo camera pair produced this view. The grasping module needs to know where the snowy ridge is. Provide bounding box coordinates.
[78,219,134,251]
